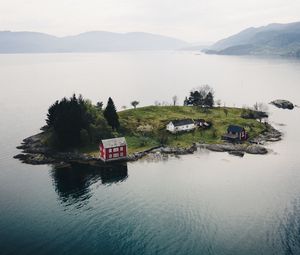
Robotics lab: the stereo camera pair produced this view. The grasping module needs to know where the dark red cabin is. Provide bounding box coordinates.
[222,125,248,142]
[99,137,127,162]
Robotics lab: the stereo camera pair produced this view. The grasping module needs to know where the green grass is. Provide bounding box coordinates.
[117,106,266,154]
[63,106,265,155]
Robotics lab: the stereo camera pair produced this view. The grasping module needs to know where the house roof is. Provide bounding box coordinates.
[227,125,244,133]
[170,119,194,127]
[101,137,127,148]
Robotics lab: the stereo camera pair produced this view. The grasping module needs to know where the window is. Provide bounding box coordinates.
[109,154,112,159]
[113,153,119,158]
[120,152,124,157]
[109,148,112,153]
[113,147,119,152]
[120,147,123,152]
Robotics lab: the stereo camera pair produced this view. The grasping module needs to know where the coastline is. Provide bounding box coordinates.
[14,123,282,166]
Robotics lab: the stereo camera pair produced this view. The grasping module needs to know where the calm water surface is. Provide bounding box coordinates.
[0,52,300,255]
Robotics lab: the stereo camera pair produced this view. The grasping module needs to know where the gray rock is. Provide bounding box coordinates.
[270,99,294,110]
[246,145,268,154]
[266,137,281,142]
[206,143,244,152]
[228,151,245,157]
[241,110,268,119]
[14,153,57,165]
[249,123,282,145]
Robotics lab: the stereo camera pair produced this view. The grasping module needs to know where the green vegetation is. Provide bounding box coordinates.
[184,85,214,108]
[119,106,266,153]
[44,94,113,149]
[130,100,139,109]
[43,93,266,156]
[103,97,120,131]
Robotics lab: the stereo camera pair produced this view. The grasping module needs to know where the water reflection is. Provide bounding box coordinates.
[276,199,300,255]
[50,163,128,204]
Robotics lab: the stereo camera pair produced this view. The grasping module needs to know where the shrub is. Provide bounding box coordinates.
[80,129,90,146]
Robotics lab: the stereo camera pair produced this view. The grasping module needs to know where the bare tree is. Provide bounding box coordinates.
[131,100,139,109]
[253,102,269,122]
[188,85,215,108]
[253,102,269,112]
[172,95,178,106]
[195,84,214,99]
[96,101,103,110]
[154,101,161,106]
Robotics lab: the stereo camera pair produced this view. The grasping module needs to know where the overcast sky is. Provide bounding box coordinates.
[0,0,300,42]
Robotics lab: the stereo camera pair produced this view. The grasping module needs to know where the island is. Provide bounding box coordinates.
[14,91,282,167]
[270,99,295,110]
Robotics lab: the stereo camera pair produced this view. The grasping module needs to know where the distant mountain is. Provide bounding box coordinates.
[204,22,300,58]
[0,31,189,53]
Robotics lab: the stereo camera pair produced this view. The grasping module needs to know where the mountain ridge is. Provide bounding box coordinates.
[204,21,300,58]
[0,30,189,53]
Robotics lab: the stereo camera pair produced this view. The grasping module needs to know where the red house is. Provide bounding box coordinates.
[222,125,248,142]
[99,137,127,162]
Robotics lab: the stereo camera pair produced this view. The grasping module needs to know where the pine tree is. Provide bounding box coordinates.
[104,97,120,130]
[183,97,189,106]
[46,100,59,127]
[204,92,214,108]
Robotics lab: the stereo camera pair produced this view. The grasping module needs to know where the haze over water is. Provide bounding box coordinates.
[0,51,300,255]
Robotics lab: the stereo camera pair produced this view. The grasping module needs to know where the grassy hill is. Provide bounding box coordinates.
[82,106,265,156]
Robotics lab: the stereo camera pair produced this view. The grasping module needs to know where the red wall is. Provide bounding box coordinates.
[99,144,127,160]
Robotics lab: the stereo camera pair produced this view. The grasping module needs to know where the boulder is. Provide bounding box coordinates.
[245,145,268,155]
[14,153,57,164]
[206,143,244,152]
[228,151,245,157]
[241,110,268,119]
[270,99,294,110]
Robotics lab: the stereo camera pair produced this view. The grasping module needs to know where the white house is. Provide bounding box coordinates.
[166,119,196,133]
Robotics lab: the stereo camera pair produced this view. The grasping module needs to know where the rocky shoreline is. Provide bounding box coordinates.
[14,123,282,166]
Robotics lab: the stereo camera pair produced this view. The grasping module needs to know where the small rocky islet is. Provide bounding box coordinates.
[270,99,295,110]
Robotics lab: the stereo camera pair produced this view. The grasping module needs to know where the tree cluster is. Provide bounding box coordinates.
[184,85,214,108]
[46,94,119,148]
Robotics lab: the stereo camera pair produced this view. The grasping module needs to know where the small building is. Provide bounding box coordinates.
[99,137,127,162]
[194,119,211,128]
[222,125,248,142]
[166,119,196,134]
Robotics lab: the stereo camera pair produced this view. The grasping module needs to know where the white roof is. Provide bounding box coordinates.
[101,137,127,148]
